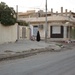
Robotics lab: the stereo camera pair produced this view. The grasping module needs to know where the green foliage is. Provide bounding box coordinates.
[0,2,16,26]
[17,21,29,26]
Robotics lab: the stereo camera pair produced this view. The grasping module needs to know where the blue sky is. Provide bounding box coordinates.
[0,0,75,12]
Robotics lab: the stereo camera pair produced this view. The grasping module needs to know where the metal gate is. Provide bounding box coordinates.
[22,27,26,38]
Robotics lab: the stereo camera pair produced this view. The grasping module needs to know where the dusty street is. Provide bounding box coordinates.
[0,44,75,75]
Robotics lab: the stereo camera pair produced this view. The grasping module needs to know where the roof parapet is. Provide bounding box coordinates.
[65,9,67,16]
[61,7,63,16]
[51,8,53,15]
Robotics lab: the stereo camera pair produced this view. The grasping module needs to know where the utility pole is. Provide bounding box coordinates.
[45,0,48,42]
[69,15,71,42]
[16,5,19,41]
[28,15,31,40]
[16,5,18,21]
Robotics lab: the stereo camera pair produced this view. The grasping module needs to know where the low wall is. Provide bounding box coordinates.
[0,23,17,44]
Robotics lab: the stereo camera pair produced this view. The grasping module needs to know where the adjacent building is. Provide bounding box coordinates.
[18,7,75,41]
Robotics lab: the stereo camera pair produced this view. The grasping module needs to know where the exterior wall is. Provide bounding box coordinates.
[30,25,33,36]
[63,26,67,39]
[48,23,50,38]
[71,27,75,39]
[0,23,17,44]
[19,26,22,39]
[39,24,45,38]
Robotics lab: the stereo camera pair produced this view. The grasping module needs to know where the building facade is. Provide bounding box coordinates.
[18,7,75,41]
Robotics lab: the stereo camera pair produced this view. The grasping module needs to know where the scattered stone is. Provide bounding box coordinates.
[4,50,13,52]
[0,43,63,61]
[16,52,21,54]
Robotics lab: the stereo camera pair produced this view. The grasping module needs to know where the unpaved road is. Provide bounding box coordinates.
[0,45,75,75]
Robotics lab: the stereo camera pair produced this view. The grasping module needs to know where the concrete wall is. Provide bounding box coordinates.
[0,23,17,44]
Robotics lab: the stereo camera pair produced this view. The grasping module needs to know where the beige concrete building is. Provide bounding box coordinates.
[18,7,75,41]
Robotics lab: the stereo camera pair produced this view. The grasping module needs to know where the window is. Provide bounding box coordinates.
[52,26,61,34]
[38,25,43,29]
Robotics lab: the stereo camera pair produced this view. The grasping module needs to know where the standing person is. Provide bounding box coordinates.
[36,31,40,42]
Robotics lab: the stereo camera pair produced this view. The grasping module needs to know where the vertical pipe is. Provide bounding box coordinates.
[16,5,19,41]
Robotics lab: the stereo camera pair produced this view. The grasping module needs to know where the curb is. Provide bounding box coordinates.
[0,47,61,61]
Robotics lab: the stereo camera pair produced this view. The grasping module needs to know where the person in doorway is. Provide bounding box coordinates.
[36,30,40,42]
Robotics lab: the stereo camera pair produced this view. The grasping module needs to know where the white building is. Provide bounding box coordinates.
[18,7,75,41]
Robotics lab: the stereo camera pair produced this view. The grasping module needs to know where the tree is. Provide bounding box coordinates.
[0,2,16,26]
[17,20,29,26]
[36,31,40,42]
